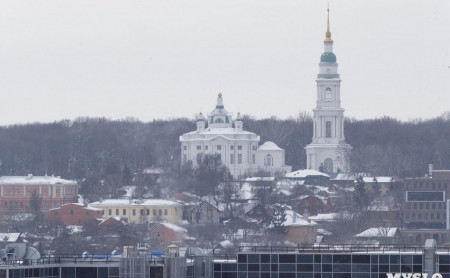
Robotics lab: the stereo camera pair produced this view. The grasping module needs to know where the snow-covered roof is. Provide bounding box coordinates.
[245,177,276,182]
[0,175,77,185]
[90,199,182,207]
[49,203,103,211]
[317,229,333,236]
[150,222,187,233]
[258,141,282,151]
[294,195,329,205]
[67,225,84,235]
[354,227,398,238]
[268,209,316,228]
[361,177,393,183]
[309,212,352,222]
[0,233,21,242]
[284,210,317,227]
[285,169,330,179]
[183,128,257,137]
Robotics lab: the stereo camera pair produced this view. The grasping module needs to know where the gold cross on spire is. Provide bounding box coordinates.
[324,6,333,43]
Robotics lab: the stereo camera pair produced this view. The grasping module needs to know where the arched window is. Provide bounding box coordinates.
[326,121,332,138]
[323,158,333,173]
[264,154,273,166]
[325,88,332,101]
[215,118,224,123]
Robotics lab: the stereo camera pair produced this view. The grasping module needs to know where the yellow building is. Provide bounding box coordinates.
[89,199,183,224]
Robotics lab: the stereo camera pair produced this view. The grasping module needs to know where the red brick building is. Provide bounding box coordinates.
[148,222,187,247]
[49,203,103,226]
[292,195,332,218]
[0,175,78,212]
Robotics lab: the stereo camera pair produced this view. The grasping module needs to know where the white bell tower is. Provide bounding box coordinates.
[305,9,352,175]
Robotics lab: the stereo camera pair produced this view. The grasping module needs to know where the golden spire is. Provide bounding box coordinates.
[324,7,333,43]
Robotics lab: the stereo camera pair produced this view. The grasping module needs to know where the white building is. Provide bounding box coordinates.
[179,93,291,178]
[305,10,352,175]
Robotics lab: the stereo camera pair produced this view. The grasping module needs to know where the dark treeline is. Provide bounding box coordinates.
[0,114,449,184]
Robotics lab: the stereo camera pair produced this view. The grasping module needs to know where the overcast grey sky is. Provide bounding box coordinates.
[0,0,449,125]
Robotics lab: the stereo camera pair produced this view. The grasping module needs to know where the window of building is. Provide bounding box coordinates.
[205,146,208,150]
[238,145,242,150]
[147,209,150,215]
[238,154,242,164]
[323,158,333,173]
[164,209,168,215]
[157,232,160,238]
[20,189,23,194]
[54,211,58,215]
[217,145,222,151]
[437,213,441,219]
[140,209,144,215]
[86,211,90,215]
[14,189,17,194]
[418,213,422,219]
[230,154,234,164]
[9,189,12,194]
[197,153,202,164]
[197,145,201,150]
[183,146,187,150]
[252,154,255,164]
[326,121,332,138]
[123,209,126,215]
[159,209,162,216]
[413,203,417,209]
[133,209,136,216]
[116,209,119,215]
[426,203,430,209]
[56,189,60,194]
[412,213,415,219]
[108,209,112,215]
[215,118,224,123]
[432,203,436,209]
[19,202,23,209]
[264,154,273,166]
[420,203,424,209]
[325,88,332,101]
[230,145,234,150]
[252,145,257,150]
[183,154,187,162]
[431,213,434,219]
[4,201,7,208]
[153,209,156,216]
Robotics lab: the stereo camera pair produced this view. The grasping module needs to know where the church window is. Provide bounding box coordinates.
[325,88,332,101]
[238,154,242,164]
[252,154,255,164]
[230,145,234,150]
[238,145,242,150]
[230,154,234,164]
[116,209,119,215]
[264,154,273,166]
[215,118,224,124]
[217,145,222,151]
[252,145,257,150]
[197,145,201,150]
[323,158,333,173]
[326,121,332,138]
[183,146,187,150]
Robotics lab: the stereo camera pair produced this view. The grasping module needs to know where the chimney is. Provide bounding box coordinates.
[429,164,433,176]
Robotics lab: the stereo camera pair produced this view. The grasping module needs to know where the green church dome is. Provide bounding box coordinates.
[320,52,336,63]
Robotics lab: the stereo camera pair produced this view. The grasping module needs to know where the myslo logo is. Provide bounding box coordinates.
[386,274,442,278]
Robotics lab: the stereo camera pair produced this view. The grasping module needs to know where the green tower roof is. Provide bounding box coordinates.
[320,52,336,63]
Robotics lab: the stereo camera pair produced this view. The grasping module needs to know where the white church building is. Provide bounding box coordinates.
[179,93,291,179]
[305,9,352,175]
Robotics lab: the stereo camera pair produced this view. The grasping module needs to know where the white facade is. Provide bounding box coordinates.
[180,94,291,178]
[305,10,351,175]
